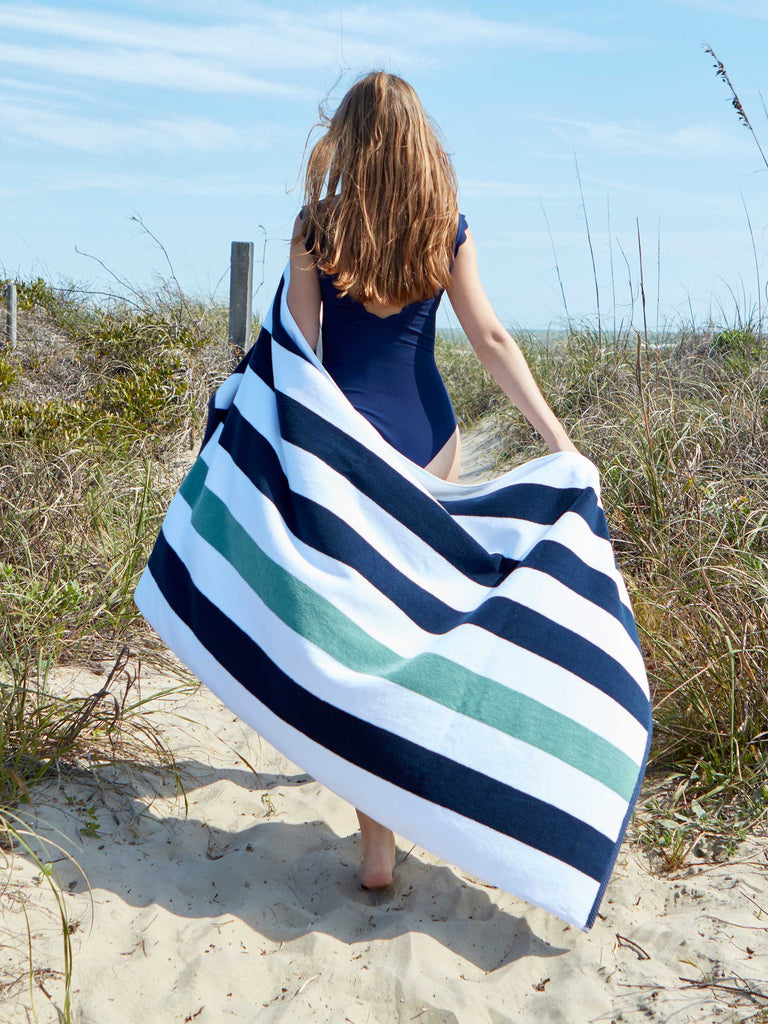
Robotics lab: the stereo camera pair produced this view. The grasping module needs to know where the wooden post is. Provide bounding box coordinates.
[5,282,16,349]
[228,242,254,355]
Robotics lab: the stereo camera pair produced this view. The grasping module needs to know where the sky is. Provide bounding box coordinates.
[1,0,767,331]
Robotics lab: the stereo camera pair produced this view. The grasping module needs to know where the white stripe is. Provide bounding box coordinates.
[196,442,650,764]
[212,371,243,410]
[198,420,224,459]
[435,447,602,502]
[504,568,648,694]
[134,566,602,931]
[158,492,632,839]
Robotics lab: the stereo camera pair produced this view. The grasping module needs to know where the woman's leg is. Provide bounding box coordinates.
[354,428,462,888]
[424,425,461,482]
[356,809,397,888]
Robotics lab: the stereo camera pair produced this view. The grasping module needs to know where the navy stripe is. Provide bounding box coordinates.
[473,596,649,728]
[269,275,307,355]
[199,396,226,452]
[212,405,650,727]
[442,485,610,541]
[520,540,641,651]
[247,327,275,391]
[227,394,515,588]
[270,382,609,551]
[148,529,615,882]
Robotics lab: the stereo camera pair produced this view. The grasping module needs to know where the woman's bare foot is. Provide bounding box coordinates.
[356,809,396,889]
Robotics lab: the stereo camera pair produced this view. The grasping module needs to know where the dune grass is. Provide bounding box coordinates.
[3,284,766,845]
[0,277,248,803]
[437,321,768,866]
[0,278,243,1020]
[1,273,767,1018]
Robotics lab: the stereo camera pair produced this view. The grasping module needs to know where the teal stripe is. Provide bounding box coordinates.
[179,459,638,801]
[179,456,209,505]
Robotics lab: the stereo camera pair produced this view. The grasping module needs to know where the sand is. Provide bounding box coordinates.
[3,425,768,1023]
[4,665,768,1024]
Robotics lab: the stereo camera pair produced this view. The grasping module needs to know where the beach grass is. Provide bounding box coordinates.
[3,278,764,849]
[0,277,246,801]
[1,276,767,1018]
[0,278,240,1019]
[437,319,768,864]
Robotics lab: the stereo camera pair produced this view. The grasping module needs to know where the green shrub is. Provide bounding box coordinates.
[713,327,756,354]
[0,356,17,391]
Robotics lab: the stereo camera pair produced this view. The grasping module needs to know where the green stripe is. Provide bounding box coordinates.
[179,458,638,801]
[179,456,209,506]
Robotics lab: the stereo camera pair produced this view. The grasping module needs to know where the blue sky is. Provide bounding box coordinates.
[1,0,767,330]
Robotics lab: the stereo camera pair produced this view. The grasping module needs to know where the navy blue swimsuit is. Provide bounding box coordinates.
[302,213,468,467]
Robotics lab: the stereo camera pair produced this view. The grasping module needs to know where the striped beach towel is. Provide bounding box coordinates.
[134,265,652,931]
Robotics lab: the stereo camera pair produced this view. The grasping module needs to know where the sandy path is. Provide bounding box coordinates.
[3,423,767,1023]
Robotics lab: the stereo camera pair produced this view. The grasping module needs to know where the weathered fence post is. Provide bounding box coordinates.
[5,282,16,349]
[228,242,254,355]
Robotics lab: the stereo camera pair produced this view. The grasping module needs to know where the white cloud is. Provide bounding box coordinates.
[0,74,96,102]
[0,5,368,68]
[0,100,282,153]
[0,171,288,197]
[331,7,608,53]
[543,116,751,158]
[0,3,610,98]
[0,41,310,96]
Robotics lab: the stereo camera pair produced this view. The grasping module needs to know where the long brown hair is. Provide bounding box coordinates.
[300,71,459,306]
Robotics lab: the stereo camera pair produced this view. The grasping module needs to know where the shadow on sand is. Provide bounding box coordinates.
[17,757,571,974]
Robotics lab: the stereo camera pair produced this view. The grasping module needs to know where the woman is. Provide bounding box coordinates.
[136,70,650,932]
[286,71,580,889]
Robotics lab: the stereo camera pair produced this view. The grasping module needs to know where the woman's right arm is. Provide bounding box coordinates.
[287,213,321,350]
[446,228,578,454]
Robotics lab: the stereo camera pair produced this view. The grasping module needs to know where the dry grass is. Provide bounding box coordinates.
[0,273,766,1020]
[0,278,248,1022]
[437,323,768,860]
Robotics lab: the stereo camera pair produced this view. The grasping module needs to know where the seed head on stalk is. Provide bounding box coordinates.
[703,44,768,171]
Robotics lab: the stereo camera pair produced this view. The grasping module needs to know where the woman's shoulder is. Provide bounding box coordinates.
[455,212,468,257]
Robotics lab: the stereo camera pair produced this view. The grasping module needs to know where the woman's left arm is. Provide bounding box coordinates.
[287,213,321,350]
[447,228,578,454]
